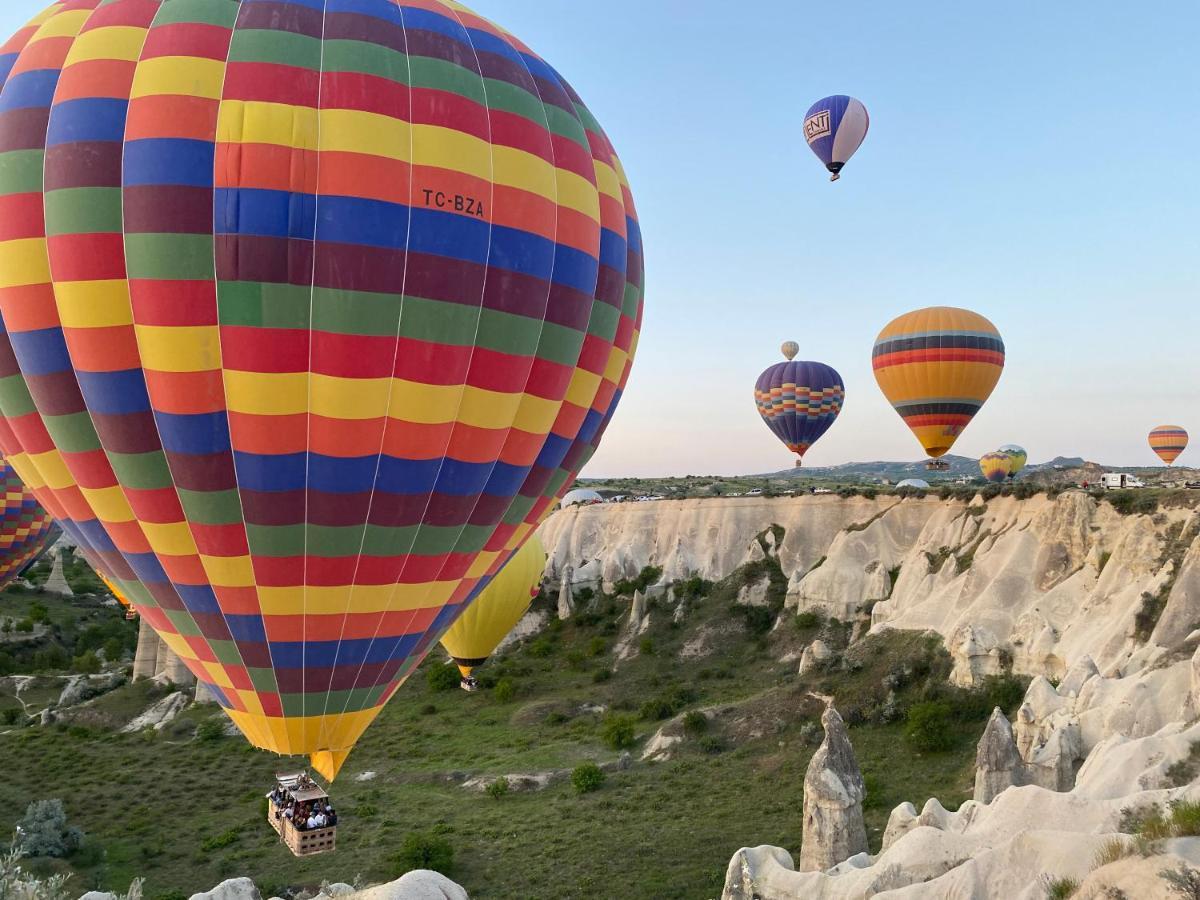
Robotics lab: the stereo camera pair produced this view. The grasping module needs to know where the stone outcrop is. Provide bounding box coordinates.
[43,552,73,596]
[799,706,867,872]
[797,639,832,676]
[974,707,1025,803]
[556,569,575,620]
[132,619,194,687]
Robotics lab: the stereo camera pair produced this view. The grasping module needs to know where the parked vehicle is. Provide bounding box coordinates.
[1100,473,1145,490]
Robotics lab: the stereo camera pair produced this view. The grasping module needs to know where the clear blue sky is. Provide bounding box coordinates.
[3,1,1197,476]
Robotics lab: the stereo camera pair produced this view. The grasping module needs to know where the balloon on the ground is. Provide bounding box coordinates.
[754,360,845,464]
[896,478,930,490]
[440,536,546,680]
[1149,426,1188,465]
[562,489,604,507]
[0,460,58,589]
[803,95,869,181]
[998,444,1028,477]
[781,341,800,361]
[0,0,643,781]
[872,307,1006,461]
[980,452,1012,484]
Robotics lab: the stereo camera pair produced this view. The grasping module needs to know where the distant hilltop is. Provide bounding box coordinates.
[766,455,1089,480]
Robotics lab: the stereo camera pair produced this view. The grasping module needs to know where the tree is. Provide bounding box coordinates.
[16,800,83,858]
[394,831,454,876]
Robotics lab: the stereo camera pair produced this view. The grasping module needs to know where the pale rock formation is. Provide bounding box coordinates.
[1153,516,1200,649]
[797,639,833,676]
[799,706,867,872]
[1058,653,1100,696]
[735,576,770,607]
[56,673,123,708]
[948,624,1006,687]
[460,772,555,792]
[494,608,549,656]
[132,619,161,681]
[629,590,647,630]
[1076,851,1200,899]
[43,552,73,596]
[189,878,262,900]
[556,566,575,620]
[194,681,218,704]
[121,689,190,733]
[351,871,469,900]
[156,637,194,686]
[974,707,1026,803]
[641,727,683,761]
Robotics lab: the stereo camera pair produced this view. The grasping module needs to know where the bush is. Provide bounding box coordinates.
[486,777,510,800]
[27,602,49,624]
[571,762,605,794]
[600,713,636,750]
[394,831,454,876]
[426,663,462,692]
[17,799,84,858]
[195,719,224,742]
[419,703,437,716]
[639,685,699,721]
[904,701,955,752]
[493,677,517,703]
[200,828,240,852]
[1105,490,1158,517]
[2,708,21,725]
[592,668,613,684]
[527,637,555,658]
[682,711,708,735]
[587,636,607,657]
[697,736,725,755]
[1160,864,1200,898]
[638,637,655,655]
[1042,875,1078,900]
[795,611,821,630]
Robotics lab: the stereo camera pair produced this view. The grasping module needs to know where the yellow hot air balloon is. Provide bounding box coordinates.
[440,536,547,690]
[780,341,800,361]
[872,307,1005,466]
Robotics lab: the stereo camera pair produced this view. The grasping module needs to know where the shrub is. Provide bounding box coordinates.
[1134,588,1169,642]
[195,719,224,742]
[697,736,725,755]
[394,831,454,876]
[1160,864,1200,898]
[419,703,437,716]
[682,711,708,735]
[1097,551,1112,574]
[1106,491,1158,517]
[527,637,555,658]
[587,636,607,657]
[592,668,613,683]
[491,677,516,703]
[1042,875,1078,899]
[571,762,605,794]
[795,610,821,630]
[200,828,240,852]
[638,637,655,655]
[17,799,84,858]
[639,685,699,721]
[27,602,49,624]
[2,708,21,726]
[731,604,773,638]
[486,777,510,800]
[1164,742,1200,787]
[904,701,955,752]
[426,662,462,692]
[981,675,1027,714]
[1093,837,1132,868]
[544,711,568,726]
[1169,799,1200,837]
[600,713,636,750]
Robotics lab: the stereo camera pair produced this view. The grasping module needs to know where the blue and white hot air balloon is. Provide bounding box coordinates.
[803,95,870,181]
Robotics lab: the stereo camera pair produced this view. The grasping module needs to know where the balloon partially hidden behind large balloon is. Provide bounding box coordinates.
[803,95,869,181]
[872,307,1005,461]
[0,0,643,780]
[1149,426,1189,465]
[440,535,546,681]
[754,360,845,464]
[0,460,58,590]
[781,341,800,361]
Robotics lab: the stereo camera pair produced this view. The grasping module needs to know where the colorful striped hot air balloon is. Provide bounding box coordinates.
[754,358,845,464]
[1149,426,1188,465]
[998,444,1027,478]
[803,95,869,181]
[0,0,643,781]
[980,452,1012,484]
[440,534,545,687]
[0,459,58,589]
[872,307,1005,464]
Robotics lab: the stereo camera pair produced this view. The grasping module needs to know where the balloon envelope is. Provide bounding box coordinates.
[803,95,869,179]
[1149,426,1188,465]
[0,460,58,589]
[980,452,1011,484]
[562,489,603,507]
[896,478,930,490]
[998,444,1027,476]
[440,535,546,678]
[0,0,642,780]
[754,360,845,462]
[872,307,1005,460]
[781,341,800,361]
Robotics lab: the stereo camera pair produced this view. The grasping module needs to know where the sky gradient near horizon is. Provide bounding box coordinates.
[2,2,1196,477]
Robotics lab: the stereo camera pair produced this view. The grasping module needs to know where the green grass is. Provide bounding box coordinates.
[0,582,990,899]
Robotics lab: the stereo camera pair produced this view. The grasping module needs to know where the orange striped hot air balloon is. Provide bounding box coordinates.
[1149,426,1188,465]
[872,307,1005,464]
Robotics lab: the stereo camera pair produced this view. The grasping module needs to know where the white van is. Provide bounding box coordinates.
[1101,473,1145,490]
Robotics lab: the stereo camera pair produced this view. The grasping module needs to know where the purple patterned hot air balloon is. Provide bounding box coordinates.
[754,358,845,465]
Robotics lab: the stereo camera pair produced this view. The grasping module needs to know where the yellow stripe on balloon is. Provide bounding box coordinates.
[55,280,134,328]
[216,100,318,150]
[134,324,221,372]
[0,238,51,288]
[319,109,410,160]
[129,56,226,100]
[65,24,145,64]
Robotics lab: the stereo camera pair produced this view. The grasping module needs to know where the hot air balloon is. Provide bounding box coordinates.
[754,358,845,465]
[440,535,545,690]
[872,307,1005,470]
[1149,426,1188,465]
[0,0,643,782]
[803,95,869,181]
[980,452,1012,484]
[781,341,800,361]
[0,459,58,590]
[998,444,1027,478]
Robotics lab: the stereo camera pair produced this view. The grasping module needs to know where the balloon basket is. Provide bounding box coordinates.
[925,460,951,471]
[460,677,480,693]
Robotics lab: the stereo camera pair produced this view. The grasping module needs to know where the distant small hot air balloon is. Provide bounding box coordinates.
[998,444,1028,478]
[804,95,869,181]
[754,359,845,465]
[781,341,800,361]
[0,460,58,589]
[440,536,546,690]
[980,452,1012,484]
[872,307,1005,468]
[1149,426,1188,465]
